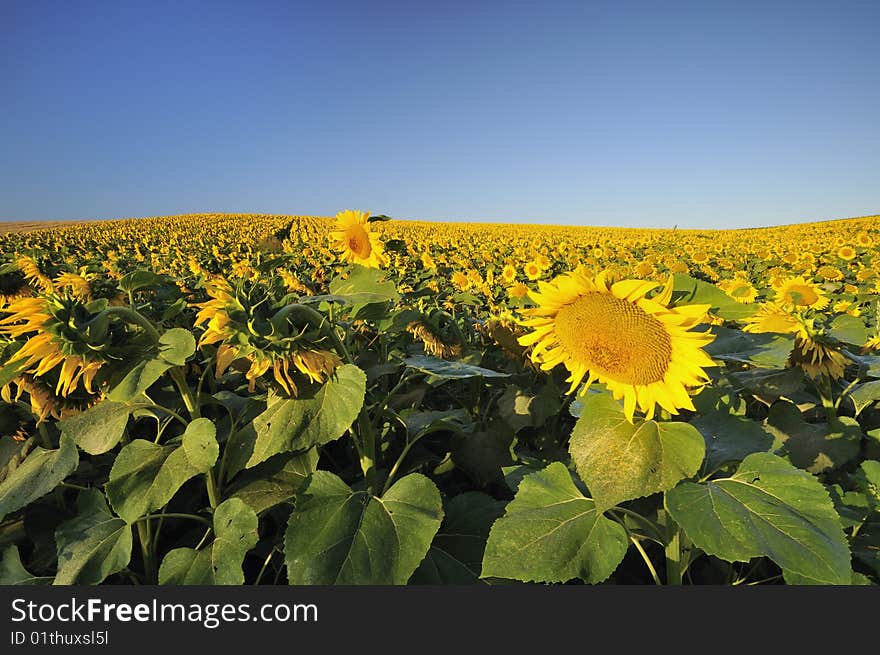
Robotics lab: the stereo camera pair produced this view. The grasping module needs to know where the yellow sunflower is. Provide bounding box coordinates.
[524,260,542,281]
[771,276,829,310]
[501,264,517,284]
[741,303,805,335]
[717,278,758,304]
[328,210,388,268]
[518,270,716,421]
[836,245,856,261]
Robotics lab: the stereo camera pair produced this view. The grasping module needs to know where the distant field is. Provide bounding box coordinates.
[0,220,82,234]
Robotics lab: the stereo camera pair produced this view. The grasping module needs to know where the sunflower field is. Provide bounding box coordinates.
[1,211,879,586]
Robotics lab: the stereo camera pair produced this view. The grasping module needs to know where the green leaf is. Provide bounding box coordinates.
[705,327,795,368]
[106,357,172,402]
[404,355,510,379]
[568,394,705,509]
[228,448,318,514]
[480,462,628,583]
[828,314,868,346]
[411,492,505,584]
[665,452,852,584]
[181,418,219,473]
[157,328,196,366]
[210,498,259,584]
[0,546,52,585]
[58,399,130,455]
[246,364,365,468]
[847,380,880,415]
[118,269,171,293]
[691,408,774,471]
[105,440,202,523]
[765,401,861,473]
[158,498,258,585]
[0,435,79,522]
[672,275,757,320]
[728,367,804,398]
[54,489,132,585]
[326,264,401,312]
[284,472,443,584]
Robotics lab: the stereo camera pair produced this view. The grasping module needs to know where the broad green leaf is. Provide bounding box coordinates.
[118,269,171,293]
[766,401,861,473]
[665,452,851,585]
[0,435,79,522]
[568,394,705,509]
[181,418,219,473]
[246,364,365,468]
[847,380,880,415]
[325,264,401,315]
[158,548,210,585]
[58,399,130,455]
[228,448,318,514]
[411,492,505,584]
[54,489,132,585]
[210,498,259,584]
[728,367,804,398]
[481,462,628,583]
[404,355,510,379]
[105,440,202,523]
[157,328,196,366]
[672,275,757,320]
[0,546,52,585]
[106,357,172,402]
[284,472,443,584]
[691,408,774,471]
[828,314,868,346]
[705,326,795,368]
[159,498,258,585]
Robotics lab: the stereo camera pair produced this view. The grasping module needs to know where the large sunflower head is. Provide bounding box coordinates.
[329,210,388,269]
[193,276,343,395]
[771,276,829,310]
[518,270,716,422]
[0,294,133,419]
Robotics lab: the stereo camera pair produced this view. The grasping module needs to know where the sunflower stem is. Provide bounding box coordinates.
[99,306,161,343]
[136,521,156,585]
[659,509,683,585]
[205,471,220,510]
[814,375,840,428]
[170,367,200,419]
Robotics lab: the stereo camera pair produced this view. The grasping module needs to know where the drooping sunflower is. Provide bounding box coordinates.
[193,277,343,395]
[0,294,120,421]
[328,210,388,268]
[771,276,829,310]
[518,270,716,421]
[788,335,847,380]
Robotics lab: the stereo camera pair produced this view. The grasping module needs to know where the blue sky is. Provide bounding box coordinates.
[2,0,878,228]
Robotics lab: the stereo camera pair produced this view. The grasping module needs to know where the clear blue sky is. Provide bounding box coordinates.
[2,0,878,228]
